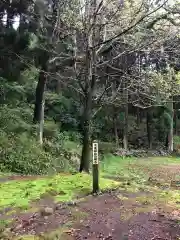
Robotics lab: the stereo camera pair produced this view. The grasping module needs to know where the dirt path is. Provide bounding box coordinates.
[72,193,180,240]
[4,190,179,240]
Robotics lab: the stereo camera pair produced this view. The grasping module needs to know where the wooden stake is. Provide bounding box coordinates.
[92,140,99,193]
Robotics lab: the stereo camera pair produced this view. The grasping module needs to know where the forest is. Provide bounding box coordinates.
[0,0,180,239]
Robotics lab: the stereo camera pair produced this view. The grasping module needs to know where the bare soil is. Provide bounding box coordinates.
[6,192,179,240]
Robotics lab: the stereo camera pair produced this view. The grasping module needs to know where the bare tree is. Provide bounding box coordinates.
[31,0,179,169]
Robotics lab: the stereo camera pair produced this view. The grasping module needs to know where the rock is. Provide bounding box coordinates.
[55,204,62,210]
[40,207,54,216]
[67,201,77,206]
[15,224,22,230]
[2,228,11,235]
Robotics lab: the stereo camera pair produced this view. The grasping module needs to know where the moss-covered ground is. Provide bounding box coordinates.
[0,173,119,209]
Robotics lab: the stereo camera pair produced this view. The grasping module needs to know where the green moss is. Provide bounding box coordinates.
[0,173,120,208]
[13,236,39,240]
[6,209,17,216]
[134,188,180,210]
[0,219,11,229]
[117,194,128,201]
[158,190,180,206]
[135,195,154,205]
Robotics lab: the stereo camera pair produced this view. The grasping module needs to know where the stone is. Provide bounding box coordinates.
[67,201,77,206]
[40,207,54,216]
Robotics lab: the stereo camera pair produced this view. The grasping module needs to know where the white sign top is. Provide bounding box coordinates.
[92,141,98,164]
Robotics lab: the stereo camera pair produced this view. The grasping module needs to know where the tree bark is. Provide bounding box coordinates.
[147,109,153,149]
[33,63,47,145]
[167,100,174,152]
[6,2,13,29]
[112,80,119,147]
[113,110,119,147]
[79,49,94,173]
[123,82,128,150]
[137,107,140,127]
[39,100,44,145]
[33,64,47,123]
[80,93,93,173]
[167,67,174,152]
[174,109,178,135]
[79,0,97,173]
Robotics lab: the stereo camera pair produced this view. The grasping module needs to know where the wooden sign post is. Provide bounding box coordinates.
[92,140,99,193]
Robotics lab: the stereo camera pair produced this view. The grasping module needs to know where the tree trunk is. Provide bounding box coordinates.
[165,134,168,148]
[112,78,119,146]
[79,47,96,173]
[39,100,44,145]
[79,93,93,173]
[19,13,26,32]
[79,0,97,173]
[80,124,91,173]
[147,109,153,149]
[33,64,47,144]
[137,107,140,127]
[174,109,178,135]
[167,100,174,152]
[33,66,47,123]
[114,111,119,147]
[123,82,128,150]
[6,4,13,29]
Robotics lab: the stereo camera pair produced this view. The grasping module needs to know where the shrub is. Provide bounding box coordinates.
[174,135,180,153]
[66,131,82,142]
[0,105,79,175]
[43,140,80,172]
[0,105,32,134]
[0,132,57,174]
[43,121,60,140]
[99,142,117,154]
[56,131,81,143]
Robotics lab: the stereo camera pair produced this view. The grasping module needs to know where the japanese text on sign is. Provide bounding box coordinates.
[93,141,98,164]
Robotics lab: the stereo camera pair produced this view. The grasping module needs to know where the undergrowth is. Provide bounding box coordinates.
[0,105,81,175]
[0,173,120,209]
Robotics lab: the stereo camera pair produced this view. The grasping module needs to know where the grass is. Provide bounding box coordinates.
[63,140,81,154]
[0,219,11,230]
[101,154,180,181]
[0,155,179,210]
[101,154,180,199]
[101,154,147,184]
[0,173,120,209]
[13,236,39,240]
[102,154,180,207]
